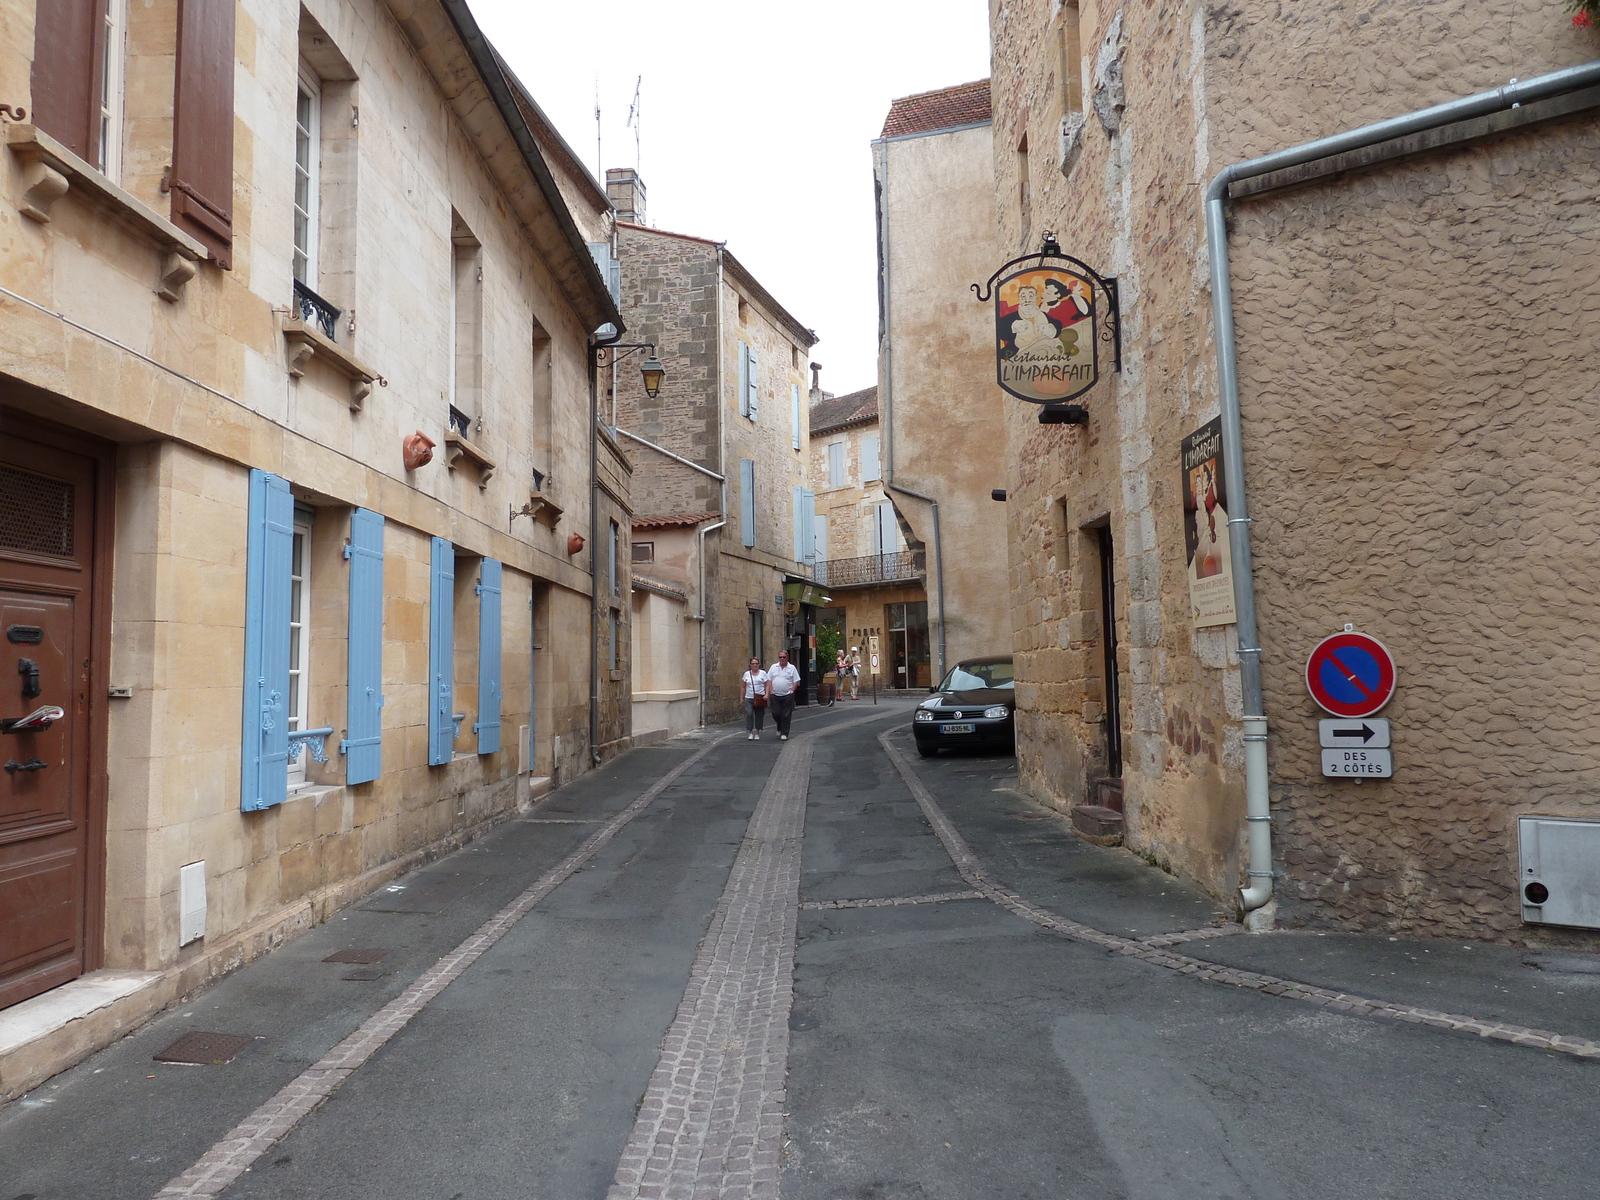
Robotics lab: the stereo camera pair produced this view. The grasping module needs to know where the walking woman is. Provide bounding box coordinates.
[741,656,769,740]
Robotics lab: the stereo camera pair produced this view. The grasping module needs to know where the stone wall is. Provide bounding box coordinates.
[0,0,621,992]
[810,418,897,560]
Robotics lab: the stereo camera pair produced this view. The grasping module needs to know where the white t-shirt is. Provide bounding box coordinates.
[741,670,769,700]
[767,663,801,696]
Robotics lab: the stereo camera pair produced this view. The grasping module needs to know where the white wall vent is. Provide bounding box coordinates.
[179,860,207,946]
[517,724,530,775]
[1518,817,1600,929]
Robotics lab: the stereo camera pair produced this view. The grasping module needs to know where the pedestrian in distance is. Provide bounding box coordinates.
[766,650,801,740]
[845,645,861,700]
[741,657,769,740]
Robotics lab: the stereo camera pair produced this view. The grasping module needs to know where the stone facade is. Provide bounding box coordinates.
[990,0,1600,944]
[613,214,817,724]
[0,0,628,1044]
[874,85,1012,680]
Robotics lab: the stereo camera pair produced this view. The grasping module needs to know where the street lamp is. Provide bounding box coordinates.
[639,354,665,399]
[599,342,667,398]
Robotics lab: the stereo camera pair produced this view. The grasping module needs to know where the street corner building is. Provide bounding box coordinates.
[988,0,1600,944]
[0,0,636,1097]
[872,79,1012,686]
[603,172,821,725]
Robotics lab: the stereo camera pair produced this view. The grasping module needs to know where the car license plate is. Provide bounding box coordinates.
[943,723,975,734]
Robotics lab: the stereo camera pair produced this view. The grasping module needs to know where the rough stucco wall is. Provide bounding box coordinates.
[1211,6,1600,940]
[879,119,1011,671]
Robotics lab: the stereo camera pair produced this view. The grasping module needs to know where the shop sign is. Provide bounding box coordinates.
[784,581,832,608]
[1181,416,1237,628]
[973,233,1120,407]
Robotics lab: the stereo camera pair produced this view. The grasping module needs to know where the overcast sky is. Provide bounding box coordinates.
[470,1,993,397]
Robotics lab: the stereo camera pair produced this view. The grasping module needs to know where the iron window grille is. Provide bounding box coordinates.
[293,278,340,342]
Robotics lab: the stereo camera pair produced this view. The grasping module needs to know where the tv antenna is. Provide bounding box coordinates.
[593,77,602,182]
[625,76,642,173]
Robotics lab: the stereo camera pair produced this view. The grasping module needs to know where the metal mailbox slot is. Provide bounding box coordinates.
[1518,816,1600,929]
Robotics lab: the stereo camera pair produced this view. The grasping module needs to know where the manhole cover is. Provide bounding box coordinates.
[323,948,390,964]
[154,1031,255,1065]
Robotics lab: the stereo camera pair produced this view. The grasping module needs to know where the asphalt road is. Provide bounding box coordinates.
[2,697,1597,1200]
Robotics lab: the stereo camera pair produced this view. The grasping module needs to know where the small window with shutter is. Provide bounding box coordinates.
[293,66,321,288]
[343,508,385,786]
[827,442,845,488]
[740,459,756,547]
[241,470,294,811]
[31,0,103,163]
[861,435,881,483]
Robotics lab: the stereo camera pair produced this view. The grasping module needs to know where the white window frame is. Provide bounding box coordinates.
[827,442,846,488]
[293,64,322,288]
[287,511,313,786]
[97,0,127,180]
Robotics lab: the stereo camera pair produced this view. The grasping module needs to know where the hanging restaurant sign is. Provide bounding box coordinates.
[972,232,1120,406]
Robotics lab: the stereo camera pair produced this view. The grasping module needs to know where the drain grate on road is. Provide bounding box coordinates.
[322,948,390,964]
[154,1031,256,1065]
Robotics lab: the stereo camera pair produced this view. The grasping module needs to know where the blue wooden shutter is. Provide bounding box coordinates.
[747,346,759,419]
[740,458,756,547]
[428,537,455,765]
[475,558,503,754]
[738,341,750,417]
[241,470,294,811]
[342,508,384,785]
[791,383,802,450]
[802,488,816,564]
[792,486,804,562]
[862,435,881,482]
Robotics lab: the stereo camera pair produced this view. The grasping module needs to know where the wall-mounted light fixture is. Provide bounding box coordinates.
[598,342,667,399]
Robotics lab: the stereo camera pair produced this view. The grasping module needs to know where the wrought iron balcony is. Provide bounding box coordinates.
[293,278,341,342]
[812,551,923,588]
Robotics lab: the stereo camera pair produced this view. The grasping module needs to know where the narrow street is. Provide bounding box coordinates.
[1,700,1596,1198]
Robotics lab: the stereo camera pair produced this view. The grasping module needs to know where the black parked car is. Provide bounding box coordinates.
[912,656,1016,757]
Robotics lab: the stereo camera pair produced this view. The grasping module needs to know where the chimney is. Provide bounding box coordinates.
[606,167,646,226]
[809,362,822,404]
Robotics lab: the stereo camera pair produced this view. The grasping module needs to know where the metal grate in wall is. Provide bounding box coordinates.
[0,466,75,558]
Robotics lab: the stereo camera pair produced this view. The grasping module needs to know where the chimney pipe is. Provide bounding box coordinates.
[605,167,646,226]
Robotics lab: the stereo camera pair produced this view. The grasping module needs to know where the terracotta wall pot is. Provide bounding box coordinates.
[403,431,435,471]
[567,532,586,556]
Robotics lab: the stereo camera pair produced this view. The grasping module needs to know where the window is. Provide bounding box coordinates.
[287,507,314,786]
[451,215,483,427]
[633,541,653,564]
[608,609,619,671]
[861,435,880,483]
[791,383,802,451]
[1059,3,1083,119]
[748,608,765,664]
[293,66,321,287]
[814,514,829,564]
[1017,132,1032,236]
[97,0,125,179]
[827,442,845,488]
[609,520,620,596]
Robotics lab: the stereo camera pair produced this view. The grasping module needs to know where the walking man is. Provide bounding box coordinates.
[845,645,861,700]
[766,649,802,740]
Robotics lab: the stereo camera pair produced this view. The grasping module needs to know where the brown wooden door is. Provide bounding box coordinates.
[0,429,103,1009]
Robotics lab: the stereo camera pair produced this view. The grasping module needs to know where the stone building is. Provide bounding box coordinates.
[607,175,819,723]
[0,0,631,1095]
[873,80,1011,688]
[808,386,929,691]
[990,0,1600,943]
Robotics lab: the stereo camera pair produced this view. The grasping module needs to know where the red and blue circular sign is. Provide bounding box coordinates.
[1305,631,1396,718]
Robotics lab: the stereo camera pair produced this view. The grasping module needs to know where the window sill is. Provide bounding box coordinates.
[444,432,496,487]
[6,124,208,302]
[512,493,563,530]
[281,316,380,410]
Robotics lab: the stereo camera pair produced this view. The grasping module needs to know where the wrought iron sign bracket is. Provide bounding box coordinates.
[973,232,1122,410]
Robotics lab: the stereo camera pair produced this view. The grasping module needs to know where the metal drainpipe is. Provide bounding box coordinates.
[590,326,624,765]
[1208,59,1600,913]
[698,247,728,728]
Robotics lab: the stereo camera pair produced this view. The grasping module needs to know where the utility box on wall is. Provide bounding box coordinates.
[1518,817,1600,929]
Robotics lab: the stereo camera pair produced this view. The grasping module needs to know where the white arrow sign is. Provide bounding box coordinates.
[1318,718,1391,749]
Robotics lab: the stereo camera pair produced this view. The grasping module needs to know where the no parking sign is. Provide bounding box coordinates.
[1305,630,1396,719]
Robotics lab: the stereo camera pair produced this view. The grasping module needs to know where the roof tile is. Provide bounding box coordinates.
[810,386,878,435]
[881,79,992,138]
